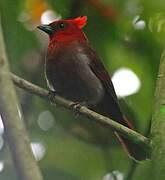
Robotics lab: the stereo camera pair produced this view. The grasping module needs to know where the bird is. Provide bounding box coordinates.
[37,16,148,161]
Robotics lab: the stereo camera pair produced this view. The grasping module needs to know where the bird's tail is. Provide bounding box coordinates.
[115,116,149,161]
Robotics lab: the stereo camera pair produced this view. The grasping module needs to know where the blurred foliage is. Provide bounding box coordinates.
[0,0,164,179]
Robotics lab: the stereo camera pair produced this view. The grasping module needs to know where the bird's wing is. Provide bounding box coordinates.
[83,44,149,161]
[83,43,126,122]
[87,46,118,104]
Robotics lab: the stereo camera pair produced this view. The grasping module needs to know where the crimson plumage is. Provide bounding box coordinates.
[38,16,147,161]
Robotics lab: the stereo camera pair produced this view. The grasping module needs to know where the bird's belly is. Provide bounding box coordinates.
[46,64,104,105]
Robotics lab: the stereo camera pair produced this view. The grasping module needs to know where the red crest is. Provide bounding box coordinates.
[71,16,87,29]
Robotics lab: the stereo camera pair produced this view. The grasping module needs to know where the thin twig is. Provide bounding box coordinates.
[11,73,150,152]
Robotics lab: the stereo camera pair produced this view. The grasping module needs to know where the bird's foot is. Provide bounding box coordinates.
[69,102,86,117]
[48,90,57,104]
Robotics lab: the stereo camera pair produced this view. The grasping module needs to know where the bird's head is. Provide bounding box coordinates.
[37,16,87,42]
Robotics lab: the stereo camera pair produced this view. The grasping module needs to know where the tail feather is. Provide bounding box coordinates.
[115,116,149,161]
[115,132,148,161]
[93,96,148,161]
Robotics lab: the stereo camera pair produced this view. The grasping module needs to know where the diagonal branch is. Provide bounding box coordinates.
[11,73,150,152]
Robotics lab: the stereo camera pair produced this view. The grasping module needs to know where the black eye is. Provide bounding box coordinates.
[59,23,65,29]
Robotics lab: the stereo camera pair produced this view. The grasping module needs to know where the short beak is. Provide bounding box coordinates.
[37,24,53,35]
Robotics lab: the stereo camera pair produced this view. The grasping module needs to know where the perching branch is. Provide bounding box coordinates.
[11,73,150,152]
[0,18,43,180]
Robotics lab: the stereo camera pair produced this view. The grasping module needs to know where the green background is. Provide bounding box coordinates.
[0,0,165,179]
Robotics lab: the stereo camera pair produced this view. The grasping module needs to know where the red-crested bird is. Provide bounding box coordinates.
[38,16,147,161]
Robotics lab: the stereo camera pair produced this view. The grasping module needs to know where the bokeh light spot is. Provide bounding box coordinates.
[0,136,4,151]
[38,111,55,131]
[0,161,4,173]
[103,171,124,180]
[41,10,61,24]
[132,15,146,30]
[112,68,141,97]
[0,115,4,135]
[31,142,46,161]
